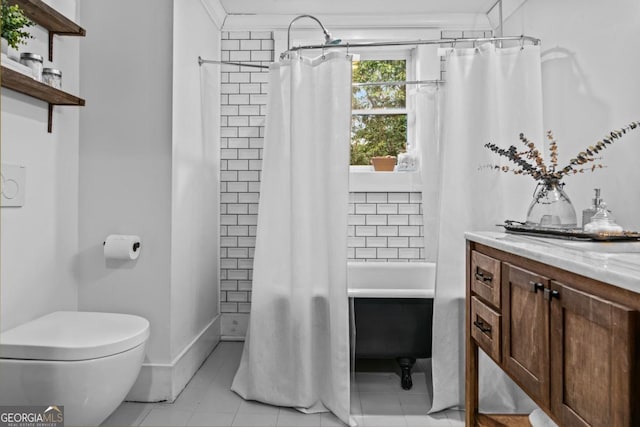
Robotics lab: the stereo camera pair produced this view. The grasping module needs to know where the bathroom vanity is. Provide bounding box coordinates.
[465,232,640,427]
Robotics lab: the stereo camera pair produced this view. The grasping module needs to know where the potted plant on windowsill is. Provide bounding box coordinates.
[1,0,34,60]
[370,155,397,171]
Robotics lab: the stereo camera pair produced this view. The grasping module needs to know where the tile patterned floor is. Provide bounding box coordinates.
[102,342,464,427]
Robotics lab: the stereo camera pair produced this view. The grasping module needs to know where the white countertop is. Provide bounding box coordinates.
[465,231,640,294]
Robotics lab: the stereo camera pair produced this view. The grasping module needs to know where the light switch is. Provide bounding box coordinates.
[1,164,26,207]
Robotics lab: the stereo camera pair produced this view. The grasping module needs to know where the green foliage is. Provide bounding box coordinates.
[351,115,407,165]
[1,0,34,49]
[352,60,406,109]
[350,60,407,165]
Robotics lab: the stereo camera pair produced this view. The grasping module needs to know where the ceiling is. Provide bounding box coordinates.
[218,0,500,16]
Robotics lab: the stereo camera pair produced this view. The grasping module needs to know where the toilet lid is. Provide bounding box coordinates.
[0,311,150,361]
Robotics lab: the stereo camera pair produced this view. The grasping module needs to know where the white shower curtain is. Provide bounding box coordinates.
[429,44,544,413]
[412,84,443,264]
[231,51,353,426]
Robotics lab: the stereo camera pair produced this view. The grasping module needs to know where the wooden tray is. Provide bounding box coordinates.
[501,220,640,242]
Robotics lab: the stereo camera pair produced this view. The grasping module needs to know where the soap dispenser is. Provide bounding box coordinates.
[582,188,602,229]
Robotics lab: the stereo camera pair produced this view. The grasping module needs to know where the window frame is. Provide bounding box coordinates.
[350,48,416,166]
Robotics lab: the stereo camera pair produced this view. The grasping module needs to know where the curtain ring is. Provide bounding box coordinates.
[520,36,525,51]
[321,45,326,60]
[346,42,350,58]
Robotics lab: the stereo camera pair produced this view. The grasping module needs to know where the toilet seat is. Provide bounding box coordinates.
[0,311,150,361]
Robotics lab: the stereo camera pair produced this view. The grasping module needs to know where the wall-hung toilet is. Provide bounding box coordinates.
[0,311,149,426]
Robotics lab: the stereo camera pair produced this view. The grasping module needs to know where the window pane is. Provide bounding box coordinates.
[352,60,406,109]
[350,114,407,166]
[352,84,406,109]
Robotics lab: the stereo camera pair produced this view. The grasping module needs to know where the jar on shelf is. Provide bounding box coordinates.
[42,68,62,89]
[19,53,44,81]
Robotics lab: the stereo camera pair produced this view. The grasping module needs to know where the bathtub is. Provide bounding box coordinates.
[348,262,435,390]
[347,262,436,298]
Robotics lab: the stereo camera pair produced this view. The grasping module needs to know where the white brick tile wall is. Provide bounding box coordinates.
[250,31,272,40]
[220,31,271,313]
[355,204,376,215]
[377,204,398,214]
[377,226,399,237]
[366,193,387,203]
[388,193,410,203]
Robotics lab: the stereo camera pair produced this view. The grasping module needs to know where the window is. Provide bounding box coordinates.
[350,51,411,166]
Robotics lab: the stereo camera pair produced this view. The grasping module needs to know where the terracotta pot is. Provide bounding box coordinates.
[371,156,396,171]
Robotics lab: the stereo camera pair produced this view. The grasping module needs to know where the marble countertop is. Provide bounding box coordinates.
[465,231,640,294]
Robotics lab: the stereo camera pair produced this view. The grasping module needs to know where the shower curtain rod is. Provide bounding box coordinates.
[354,80,444,86]
[198,35,540,70]
[283,35,540,56]
[198,57,270,68]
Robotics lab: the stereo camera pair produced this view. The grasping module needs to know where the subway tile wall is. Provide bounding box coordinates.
[220,31,424,316]
[219,31,271,315]
[349,192,424,262]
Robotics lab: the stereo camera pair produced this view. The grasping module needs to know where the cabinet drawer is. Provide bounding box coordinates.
[471,251,501,309]
[471,296,501,363]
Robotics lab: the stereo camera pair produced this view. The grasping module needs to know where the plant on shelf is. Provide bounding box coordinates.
[483,120,640,228]
[1,0,34,50]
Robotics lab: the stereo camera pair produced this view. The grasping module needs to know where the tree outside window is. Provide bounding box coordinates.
[351,59,407,165]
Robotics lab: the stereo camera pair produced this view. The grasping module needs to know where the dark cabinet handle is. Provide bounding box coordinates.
[544,288,560,301]
[473,320,492,334]
[529,281,545,293]
[475,271,493,283]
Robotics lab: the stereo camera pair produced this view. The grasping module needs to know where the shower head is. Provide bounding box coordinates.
[286,14,341,51]
[325,35,342,45]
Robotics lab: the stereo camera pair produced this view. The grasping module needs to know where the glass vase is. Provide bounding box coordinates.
[525,181,577,229]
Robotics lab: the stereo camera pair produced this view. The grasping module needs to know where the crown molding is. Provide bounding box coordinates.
[222,13,492,31]
[199,0,227,29]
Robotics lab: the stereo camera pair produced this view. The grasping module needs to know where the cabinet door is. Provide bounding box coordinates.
[550,281,637,427]
[502,263,550,407]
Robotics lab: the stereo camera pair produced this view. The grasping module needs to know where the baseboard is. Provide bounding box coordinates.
[221,313,248,338]
[126,314,221,402]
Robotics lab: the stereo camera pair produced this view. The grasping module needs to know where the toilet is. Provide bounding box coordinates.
[0,311,150,427]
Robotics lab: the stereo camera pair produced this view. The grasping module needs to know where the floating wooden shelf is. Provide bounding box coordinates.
[1,66,85,132]
[8,0,86,61]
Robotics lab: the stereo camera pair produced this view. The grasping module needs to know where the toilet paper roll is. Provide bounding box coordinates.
[104,235,141,260]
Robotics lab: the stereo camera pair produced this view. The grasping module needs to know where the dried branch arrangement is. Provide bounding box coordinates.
[484,121,640,183]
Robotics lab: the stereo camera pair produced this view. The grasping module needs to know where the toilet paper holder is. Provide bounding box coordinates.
[102,241,140,252]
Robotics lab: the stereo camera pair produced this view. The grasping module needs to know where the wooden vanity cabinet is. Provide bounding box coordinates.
[502,263,550,409]
[466,241,640,427]
[549,281,637,427]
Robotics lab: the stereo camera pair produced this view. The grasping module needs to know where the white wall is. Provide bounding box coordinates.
[78,0,174,368]
[1,0,80,331]
[78,0,221,401]
[504,0,640,230]
[170,0,221,391]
